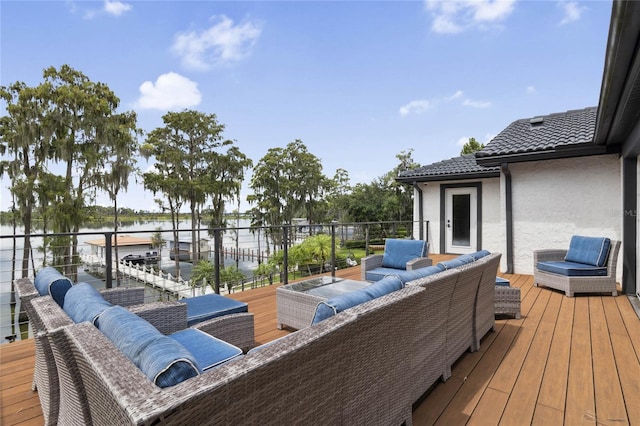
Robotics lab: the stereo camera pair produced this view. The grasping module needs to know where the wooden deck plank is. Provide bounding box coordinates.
[602,297,640,425]
[489,288,550,394]
[466,388,509,426]
[1,265,639,426]
[499,290,562,424]
[590,297,628,425]
[615,295,640,360]
[565,297,596,425]
[536,294,574,412]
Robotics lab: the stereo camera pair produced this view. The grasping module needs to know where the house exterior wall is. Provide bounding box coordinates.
[415,177,501,255]
[509,154,622,279]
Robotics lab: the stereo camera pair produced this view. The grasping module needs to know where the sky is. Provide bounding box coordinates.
[0,0,613,213]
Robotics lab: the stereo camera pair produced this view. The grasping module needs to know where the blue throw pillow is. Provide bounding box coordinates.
[393,265,445,284]
[311,276,403,324]
[565,236,611,267]
[381,239,427,270]
[63,283,112,326]
[438,254,475,270]
[469,250,491,260]
[34,266,73,307]
[98,306,201,388]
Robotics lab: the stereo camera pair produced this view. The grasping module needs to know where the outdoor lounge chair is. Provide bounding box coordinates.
[361,238,432,281]
[534,236,621,297]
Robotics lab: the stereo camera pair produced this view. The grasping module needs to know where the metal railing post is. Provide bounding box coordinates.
[282,226,288,285]
[214,228,221,294]
[331,223,336,278]
[105,232,113,288]
[365,224,370,256]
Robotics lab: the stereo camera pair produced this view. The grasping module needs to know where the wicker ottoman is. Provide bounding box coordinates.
[495,278,521,319]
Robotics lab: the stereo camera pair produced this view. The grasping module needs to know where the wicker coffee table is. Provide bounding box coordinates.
[276,276,371,330]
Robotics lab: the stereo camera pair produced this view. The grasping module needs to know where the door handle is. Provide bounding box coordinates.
[447,220,451,228]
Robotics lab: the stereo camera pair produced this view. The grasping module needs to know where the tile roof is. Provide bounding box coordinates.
[397,154,500,181]
[475,107,598,159]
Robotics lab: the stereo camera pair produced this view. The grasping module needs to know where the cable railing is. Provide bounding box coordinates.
[0,219,429,343]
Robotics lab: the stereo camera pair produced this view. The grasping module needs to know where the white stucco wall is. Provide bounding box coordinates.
[509,154,622,280]
[416,178,502,256]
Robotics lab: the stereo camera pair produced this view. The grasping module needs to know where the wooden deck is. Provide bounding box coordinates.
[2,255,639,425]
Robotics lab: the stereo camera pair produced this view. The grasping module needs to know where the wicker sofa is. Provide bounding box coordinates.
[17,277,254,426]
[534,237,621,297]
[29,251,500,425]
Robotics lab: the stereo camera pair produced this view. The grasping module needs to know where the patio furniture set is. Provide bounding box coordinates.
[16,236,618,425]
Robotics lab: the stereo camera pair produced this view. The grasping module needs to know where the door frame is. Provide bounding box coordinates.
[439,182,483,254]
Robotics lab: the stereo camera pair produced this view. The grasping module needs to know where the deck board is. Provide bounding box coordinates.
[1,257,639,425]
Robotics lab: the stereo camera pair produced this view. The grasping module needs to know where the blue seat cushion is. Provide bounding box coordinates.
[170,329,243,371]
[537,261,608,277]
[391,265,446,284]
[182,294,249,327]
[63,283,112,326]
[34,266,73,307]
[311,276,403,325]
[365,267,409,282]
[381,239,427,270]
[495,277,511,287]
[98,306,201,388]
[564,236,611,267]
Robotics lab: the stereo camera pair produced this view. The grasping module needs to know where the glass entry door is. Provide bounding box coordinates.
[445,187,477,254]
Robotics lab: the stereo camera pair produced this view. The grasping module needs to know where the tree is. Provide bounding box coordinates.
[0,82,51,279]
[142,110,250,269]
[248,140,330,250]
[1,65,137,281]
[460,137,485,155]
[190,259,214,295]
[150,227,166,269]
[96,111,140,286]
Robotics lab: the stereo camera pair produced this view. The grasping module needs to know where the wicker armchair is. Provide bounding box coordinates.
[534,240,620,297]
[361,239,432,281]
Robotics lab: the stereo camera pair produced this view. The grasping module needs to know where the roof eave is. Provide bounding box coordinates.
[396,170,501,184]
[475,144,616,167]
[594,0,640,157]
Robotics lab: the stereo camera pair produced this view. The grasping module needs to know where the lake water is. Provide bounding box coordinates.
[0,219,271,343]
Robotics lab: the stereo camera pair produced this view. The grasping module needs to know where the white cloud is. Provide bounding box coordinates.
[425,0,516,34]
[104,0,132,16]
[526,85,536,94]
[457,136,470,146]
[559,1,585,25]
[463,98,492,108]
[135,72,201,110]
[446,90,464,101]
[172,15,262,70]
[399,100,431,116]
